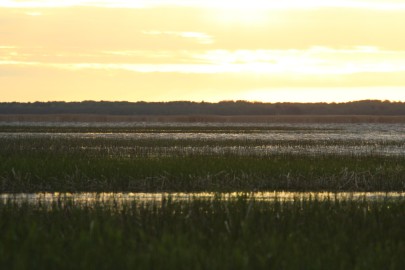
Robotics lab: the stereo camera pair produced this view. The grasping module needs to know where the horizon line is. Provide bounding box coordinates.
[0,99,402,105]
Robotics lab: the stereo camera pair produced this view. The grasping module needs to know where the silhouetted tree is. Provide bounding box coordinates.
[1,100,405,115]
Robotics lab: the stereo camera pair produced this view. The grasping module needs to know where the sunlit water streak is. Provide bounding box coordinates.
[1,123,405,141]
[1,192,404,207]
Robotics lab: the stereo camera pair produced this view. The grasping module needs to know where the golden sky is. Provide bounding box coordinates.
[1,0,405,102]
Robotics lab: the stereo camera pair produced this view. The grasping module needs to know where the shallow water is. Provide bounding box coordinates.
[1,126,405,142]
[1,123,405,140]
[1,192,404,206]
[2,123,405,157]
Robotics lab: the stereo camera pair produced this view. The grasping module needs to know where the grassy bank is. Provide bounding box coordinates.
[1,197,404,270]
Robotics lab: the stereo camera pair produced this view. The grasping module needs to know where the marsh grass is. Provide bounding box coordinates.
[1,124,404,269]
[0,197,404,270]
[1,154,405,193]
[1,136,405,193]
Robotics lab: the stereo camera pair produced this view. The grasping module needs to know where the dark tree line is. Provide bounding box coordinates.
[1,100,405,115]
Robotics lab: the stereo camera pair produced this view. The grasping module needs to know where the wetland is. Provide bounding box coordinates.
[1,120,404,269]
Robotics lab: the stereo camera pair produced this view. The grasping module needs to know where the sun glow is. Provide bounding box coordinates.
[2,0,405,10]
[240,87,405,103]
[1,0,405,102]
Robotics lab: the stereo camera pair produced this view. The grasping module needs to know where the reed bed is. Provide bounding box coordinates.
[1,123,404,269]
[1,135,404,192]
[1,197,404,270]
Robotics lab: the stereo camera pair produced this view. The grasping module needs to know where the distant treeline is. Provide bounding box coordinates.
[1,100,405,115]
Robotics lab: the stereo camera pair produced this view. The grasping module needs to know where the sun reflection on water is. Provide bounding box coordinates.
[1,191,403,207]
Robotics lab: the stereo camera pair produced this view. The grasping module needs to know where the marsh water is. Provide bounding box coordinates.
[2,122,405,200]
[2,122,405,157]
[1,192,404,207]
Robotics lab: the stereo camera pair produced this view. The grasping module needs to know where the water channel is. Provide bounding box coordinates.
[1,192,404,206]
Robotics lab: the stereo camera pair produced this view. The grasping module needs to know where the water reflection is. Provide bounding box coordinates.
[1,192,404,206]
[2,123,405,157]
[2,130,405,142]
[1,123,405,140]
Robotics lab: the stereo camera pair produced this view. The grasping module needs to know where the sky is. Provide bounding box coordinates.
[1,0,405,103]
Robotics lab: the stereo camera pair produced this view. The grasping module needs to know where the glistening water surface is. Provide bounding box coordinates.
[2,123,405,157]
[1,192,404,206]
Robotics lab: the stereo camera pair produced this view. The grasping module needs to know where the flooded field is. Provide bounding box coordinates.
[1,121,404,269]
[1,122,405,157]
[1,122,405,192]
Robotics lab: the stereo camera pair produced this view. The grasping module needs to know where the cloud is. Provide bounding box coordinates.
[1,7,405,51]
[3,46,405,76]
[24,11,43,16]
[3,0,405,10]
[2,63,405,102]
[1,3,405,102]
[142,31,214,44]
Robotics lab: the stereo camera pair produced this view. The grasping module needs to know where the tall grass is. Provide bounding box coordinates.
[0,197,404,270]
[1,151,405,192]
[1,124,404,269]
[1,135,405,192]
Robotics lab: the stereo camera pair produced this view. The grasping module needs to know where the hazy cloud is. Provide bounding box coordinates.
[1,2,405,102]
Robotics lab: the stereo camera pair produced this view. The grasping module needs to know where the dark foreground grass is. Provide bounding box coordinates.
[1,197,404,270]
